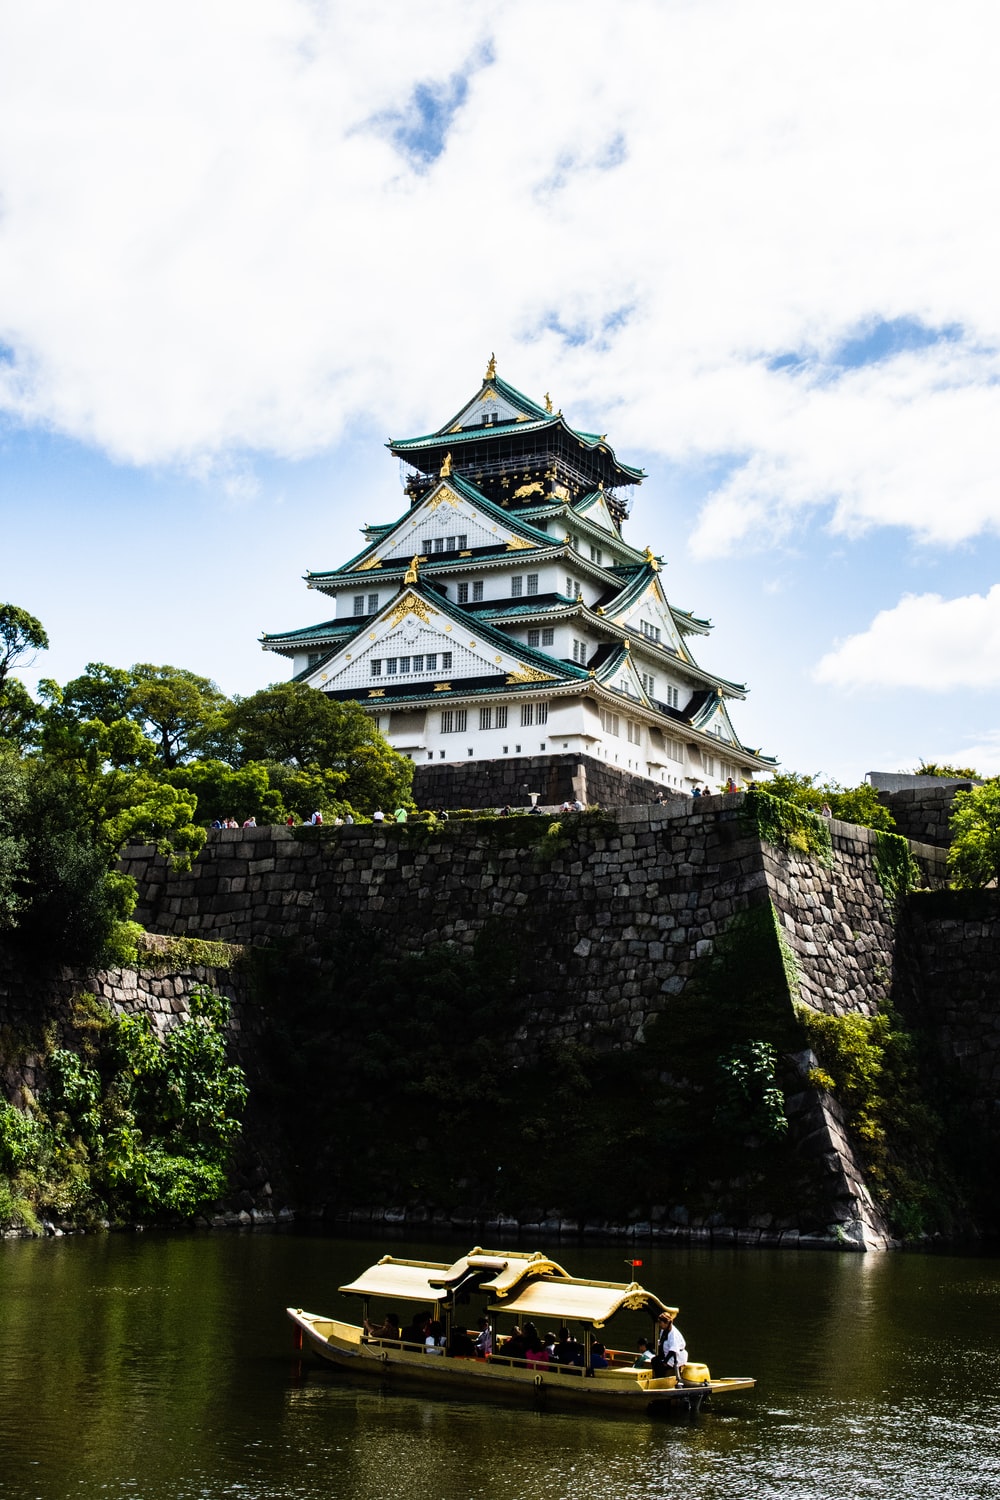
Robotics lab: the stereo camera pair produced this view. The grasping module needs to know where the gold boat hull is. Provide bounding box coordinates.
[287,1309,755,1415]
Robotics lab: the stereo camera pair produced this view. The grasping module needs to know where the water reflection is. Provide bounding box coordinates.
[1,1232,998,1500]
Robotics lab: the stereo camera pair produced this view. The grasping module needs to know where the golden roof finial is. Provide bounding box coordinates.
[544,392,553,414]
[440,452,452,478]
[485,353,496,381]
[404,555,420,585]
[643,545,660,572]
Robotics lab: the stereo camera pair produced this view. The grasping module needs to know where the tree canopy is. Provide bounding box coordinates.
[948,781,1000,888]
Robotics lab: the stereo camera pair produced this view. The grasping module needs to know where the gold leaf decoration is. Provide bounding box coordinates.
[506,666,555,684]
[505,535,535,551]
[513,480,543,499]
[433,682,451,691]
[384,592,438,629]
[354,554,383,571]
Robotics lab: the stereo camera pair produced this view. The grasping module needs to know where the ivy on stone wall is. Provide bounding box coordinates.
[0,988,247,1230]
[742,788,833,865]
[871,831,920,908]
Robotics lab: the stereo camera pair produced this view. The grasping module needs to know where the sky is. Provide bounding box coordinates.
[3,0,1000,784]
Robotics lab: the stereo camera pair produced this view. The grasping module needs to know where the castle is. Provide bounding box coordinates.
[262,359,774,798]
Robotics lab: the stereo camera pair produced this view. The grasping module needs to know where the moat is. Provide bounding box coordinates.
[2,1230,998,1500]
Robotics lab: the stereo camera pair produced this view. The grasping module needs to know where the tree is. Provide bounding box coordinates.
[163,759,285,827]
[0,603,48,692]
[913,760,980,780]
[47,662,230,768]
[227,683,414,815]
[948,781,1000,888]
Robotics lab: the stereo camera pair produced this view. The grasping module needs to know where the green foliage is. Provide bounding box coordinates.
[914,760,980,780]
[763,771,897,832]
[715,1041,788,1137]
[1,989,247,1225]
[53,661,230,769]
[948,781,1000,888]
[795,1003,954,1236]
[743,787,833,862]
[0,603,48,691]
[226,684,414,816]
[872,831,920,907]
[163,758,285,827]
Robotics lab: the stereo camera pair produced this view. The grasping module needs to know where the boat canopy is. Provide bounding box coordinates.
[338,1248,572,1305]
[486,1276,678,1329]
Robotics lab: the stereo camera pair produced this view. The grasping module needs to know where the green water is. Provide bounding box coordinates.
[1,1231,998,1499]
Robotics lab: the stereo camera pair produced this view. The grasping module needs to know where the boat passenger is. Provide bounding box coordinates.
[589,1341,609,1370]
[502,1326,528,1359]
[400,1312,428,1347]
[632,1337,654,1368]
[474,1317,492,1358]
[449,1325,475,1357]
[652,1310,688,1377]
[554,1328,585,1366]
[363,1310,401,1341]
[424,1319,445,1355]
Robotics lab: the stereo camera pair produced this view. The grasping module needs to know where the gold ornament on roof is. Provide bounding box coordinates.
[506,665,556,684]
[404,555,420,584]
[354,553,383,571]
[643,546,660,572]
[544,392,553,413]
[440,452,452,477]
[506,535,535,550]
[513,481,543,499]
[485,353,496,380]
[385,592,438,629]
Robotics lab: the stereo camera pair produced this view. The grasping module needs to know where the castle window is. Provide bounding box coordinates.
[440,709,468,734]
[589,545,603,565]
[627,720,641,745]
[641,620,661,643]
[425,653,437,672]
[422,538,432,552]
[399,656,411,673]
[527,629,540,647]
[353,595,366,616]
[521,703,533,726]
[385,657,398,675]
[367,593,379,613]
[511,576,523,597]
[307,652,322,667]
[412,655,424,672]
[542,627,554,646]
[458,583,469,603]
[434,538,444,553]
[496,706,508,728]
[441,652,453,670]
[371,660,382,677]
[641,672,656,696]
[600,708,620,736]
[526,574,539,595]
[446,536,456,551]
[665,686,679,708]
[572,638,588,664]
[537,703,548,724]
[472,580,484,601]
[479,707,493,730]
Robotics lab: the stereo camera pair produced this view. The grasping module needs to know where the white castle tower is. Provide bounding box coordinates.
[262,359,774,797]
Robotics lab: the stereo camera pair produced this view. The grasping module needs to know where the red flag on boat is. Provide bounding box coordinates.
[626,1258,643,1268]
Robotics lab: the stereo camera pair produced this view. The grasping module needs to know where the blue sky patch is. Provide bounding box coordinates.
[373,42,494,168]
[768,317,964,378]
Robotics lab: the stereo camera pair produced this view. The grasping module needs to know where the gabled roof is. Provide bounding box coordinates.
[297,576,593,699]
[306,472,559,584]
[388,368,646,484]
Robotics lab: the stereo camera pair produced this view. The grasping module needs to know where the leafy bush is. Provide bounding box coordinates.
[948,781,1000,888]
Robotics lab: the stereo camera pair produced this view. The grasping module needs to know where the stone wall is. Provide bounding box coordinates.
[879,783,971,848]
[123,798,946,1045]
[411,751,672,812]
[894,889,1000,1130]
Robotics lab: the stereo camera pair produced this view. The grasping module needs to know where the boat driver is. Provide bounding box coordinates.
[652,1309,687,1377]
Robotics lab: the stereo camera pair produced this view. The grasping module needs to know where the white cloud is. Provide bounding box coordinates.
[814,585,1000,690]
[1,0,1000,560]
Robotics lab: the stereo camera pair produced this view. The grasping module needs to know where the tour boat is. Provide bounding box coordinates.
[287,1246,755,1414]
